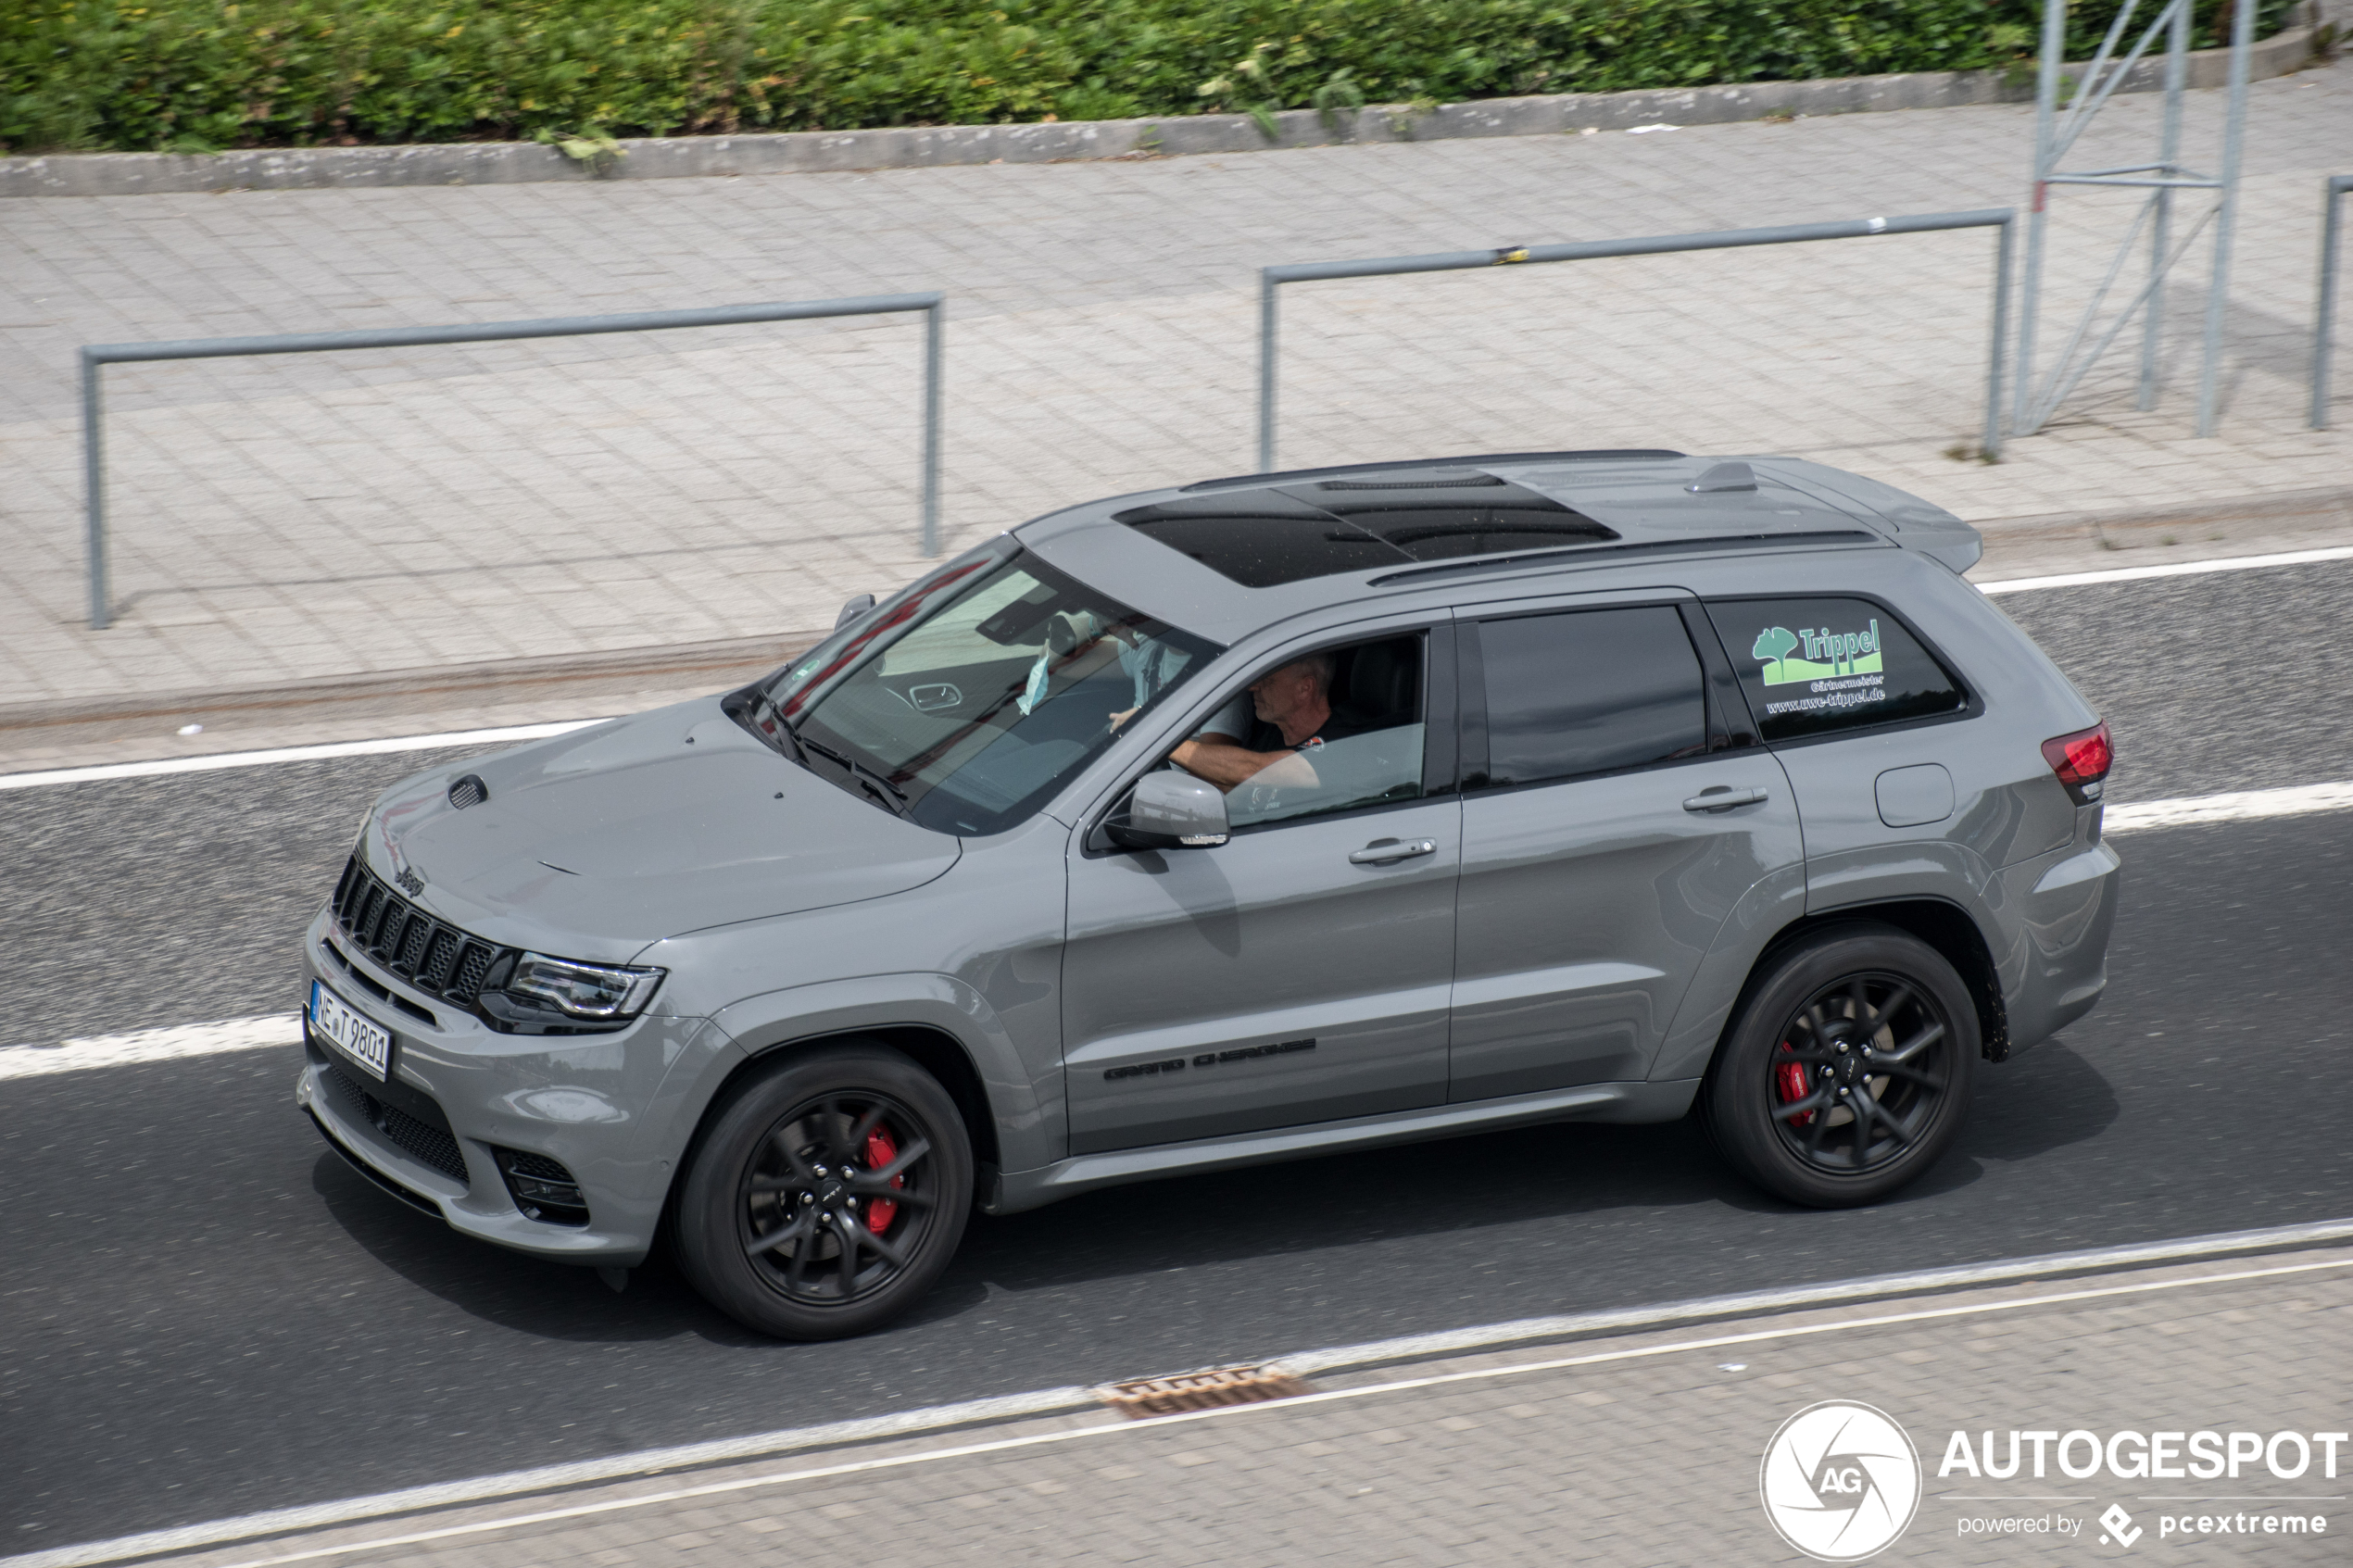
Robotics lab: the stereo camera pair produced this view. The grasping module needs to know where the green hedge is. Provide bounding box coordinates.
[0,0,2298,155]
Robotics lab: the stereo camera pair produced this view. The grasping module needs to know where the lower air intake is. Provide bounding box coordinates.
[320,1061,470,1186]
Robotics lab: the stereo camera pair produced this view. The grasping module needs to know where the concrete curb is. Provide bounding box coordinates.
[0,26,2321,198]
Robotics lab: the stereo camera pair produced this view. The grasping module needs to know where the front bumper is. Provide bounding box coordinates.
[295,907,711,1265]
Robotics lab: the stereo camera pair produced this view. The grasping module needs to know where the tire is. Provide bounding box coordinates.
[1703,922,1979,1208]
[674,1042,973,1340]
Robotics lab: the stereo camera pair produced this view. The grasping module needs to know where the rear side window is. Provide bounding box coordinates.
[1474,606,1706,787]
[1706,596,1964,741]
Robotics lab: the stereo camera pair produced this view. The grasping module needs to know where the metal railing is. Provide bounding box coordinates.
[1255,210,2016,474]
[2315,175,2353,431]
[79,293,946,630]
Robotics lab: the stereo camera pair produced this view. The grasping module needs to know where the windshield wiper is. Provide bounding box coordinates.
[762,699,812,767]
[798,734,912,817]
[726,686,812,769]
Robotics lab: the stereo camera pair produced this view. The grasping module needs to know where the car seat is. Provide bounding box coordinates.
[1332,638,1420,731]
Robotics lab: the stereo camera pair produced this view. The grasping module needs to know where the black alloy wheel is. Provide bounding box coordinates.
[1766,972,1954,1175]
[676,1043,973,1340]
[1704,922,1979,1208]
[739,1091,939,1306]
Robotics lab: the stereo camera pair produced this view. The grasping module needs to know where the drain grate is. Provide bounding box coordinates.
[1099,1364,1311,1419]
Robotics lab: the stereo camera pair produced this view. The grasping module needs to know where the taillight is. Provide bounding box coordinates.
[2041,720,2112,804]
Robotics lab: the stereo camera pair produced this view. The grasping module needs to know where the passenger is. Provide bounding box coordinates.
[1170,652,1366,792]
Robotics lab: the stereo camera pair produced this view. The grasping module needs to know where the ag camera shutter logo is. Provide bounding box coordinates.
[1760,1401,1923,1561]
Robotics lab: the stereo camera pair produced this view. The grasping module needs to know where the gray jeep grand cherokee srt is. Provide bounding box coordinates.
[296,450,2120,1339]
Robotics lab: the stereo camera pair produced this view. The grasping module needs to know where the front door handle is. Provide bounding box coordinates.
[1350,837,1437,865]
[1683,785,1770,814]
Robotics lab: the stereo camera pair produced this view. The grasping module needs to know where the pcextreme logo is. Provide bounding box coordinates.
[1760,1401,1924,1561]
[1753,621,1883,685]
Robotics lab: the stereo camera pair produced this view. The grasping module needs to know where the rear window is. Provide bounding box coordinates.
[1705,596,1965,741]
[1474,606,1707,786]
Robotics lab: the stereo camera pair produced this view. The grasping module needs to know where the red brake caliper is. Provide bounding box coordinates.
[1775,1044,1814,1125]
[862,1125,903,1233]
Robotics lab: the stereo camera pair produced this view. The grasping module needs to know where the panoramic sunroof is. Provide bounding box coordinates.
[1116,469,1617,587]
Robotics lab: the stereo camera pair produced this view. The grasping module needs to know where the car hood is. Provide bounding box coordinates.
[368,697,962,960]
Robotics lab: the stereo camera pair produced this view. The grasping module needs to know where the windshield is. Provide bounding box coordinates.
[745,549,1219,835]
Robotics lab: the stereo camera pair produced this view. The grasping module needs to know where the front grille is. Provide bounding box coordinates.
[331,855,515,1007]
[319,1060,470,1187]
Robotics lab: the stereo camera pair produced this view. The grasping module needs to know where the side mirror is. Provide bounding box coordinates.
[1108,770,1229,850]
[835,593,877,630]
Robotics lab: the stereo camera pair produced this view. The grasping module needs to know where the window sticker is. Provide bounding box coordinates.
[1707,597,1964,742]
[1752,621,1883,685]
[1750,619,1891,721]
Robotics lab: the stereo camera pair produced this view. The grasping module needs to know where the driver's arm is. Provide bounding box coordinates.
[1170,734,1320,791]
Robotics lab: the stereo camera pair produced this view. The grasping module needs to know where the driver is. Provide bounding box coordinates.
[1169,651,1365,792]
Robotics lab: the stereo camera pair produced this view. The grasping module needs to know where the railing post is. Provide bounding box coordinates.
[82,348,109,631]
[923,297,944,557]
[1257,270,1278,473]
[2195,0,2254,437]
[2138,0,2191,410]
[2014,0,2068,437]
[1983,216,2014,459]
[2315,178,2349,431]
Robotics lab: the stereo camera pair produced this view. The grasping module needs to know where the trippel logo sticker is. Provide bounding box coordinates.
[1753,621,1883,685]
[1760,1401,1923,1562]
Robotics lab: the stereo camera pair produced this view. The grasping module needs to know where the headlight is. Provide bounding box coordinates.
[505,954,666,1022]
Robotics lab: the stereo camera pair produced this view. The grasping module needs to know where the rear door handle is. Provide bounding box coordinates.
[1683,786,1770,813]
[1350,838,1437,865]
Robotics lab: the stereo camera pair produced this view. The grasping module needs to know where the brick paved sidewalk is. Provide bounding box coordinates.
[104,1247,2350,1568]
[2,63,2348,719]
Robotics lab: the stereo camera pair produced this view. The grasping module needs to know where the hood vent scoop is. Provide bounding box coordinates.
[447,773,490,810]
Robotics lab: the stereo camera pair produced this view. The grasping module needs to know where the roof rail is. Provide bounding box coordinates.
[1365,529,1882,587]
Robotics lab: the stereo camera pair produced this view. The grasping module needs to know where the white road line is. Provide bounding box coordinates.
[0,1015,302,1079]
[2105,780,2353,832]
[0,720,608,792]
[1973,544,2353,595]
[11,1234,2348,1568]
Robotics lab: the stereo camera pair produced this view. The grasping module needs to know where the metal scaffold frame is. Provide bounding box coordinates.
[2012,0,2254,438]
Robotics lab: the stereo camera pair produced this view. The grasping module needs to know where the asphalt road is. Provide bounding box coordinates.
[4,561,2351,1553]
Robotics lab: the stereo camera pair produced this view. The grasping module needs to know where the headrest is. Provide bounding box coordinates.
[1337,639,1416,723]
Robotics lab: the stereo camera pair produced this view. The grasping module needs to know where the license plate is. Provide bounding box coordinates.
[309,979,391,1081]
